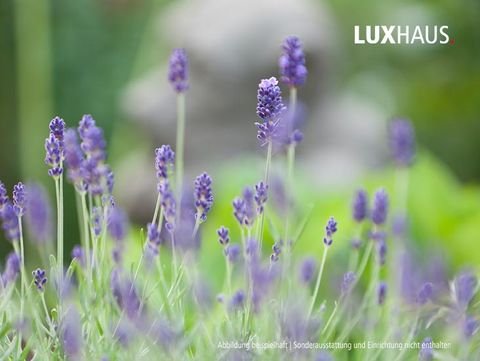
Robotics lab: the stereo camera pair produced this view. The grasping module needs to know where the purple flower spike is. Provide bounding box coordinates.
[159,181,176,232]
[13,182,26,217]
[63,129,86,190]
[194,172,213,222]
[390,118,415,167]
[323,217,337,246]
[1,203,19,242]
[0,181,8,210]
[279,36,307,87]
[290,129,304,145]
[32,268,48,291]
[155,145,175,181]
[352,189,368,222]
[378,282,387,305]
[417,282,434,305]
[92,206,103,237]
[255,77,285,144]
[454,271,477,309]
[71,245,85,267]
[270,241,283,263]
[419,337,433,361]
[341,272,356,294]
[145,222,161,258]
[2,252,20,286]
[25,183,53,244]
[217,226,229,246]
[254,181,268,215]
[372,188,389,225]
[464,317,479,339]
[300,257,316,284]
[376,239,387,266]
[49,116,66,142]
[107,206,128,242]
[45,117,66,178]
[232,197,246,226]
[61,306,83,358]
[168,48,189,93]
[229,290,245,311]
[225,244,241,263]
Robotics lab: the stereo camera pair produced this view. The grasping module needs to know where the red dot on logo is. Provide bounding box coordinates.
[450,38,455,45]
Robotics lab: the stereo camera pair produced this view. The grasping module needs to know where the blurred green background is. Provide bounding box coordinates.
[0,0,479,270]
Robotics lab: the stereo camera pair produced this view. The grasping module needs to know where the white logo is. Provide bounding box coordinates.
[354,25,450,45]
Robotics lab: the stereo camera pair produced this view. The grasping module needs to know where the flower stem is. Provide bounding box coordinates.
[175,93,186,219]
[308,245,329,319]
[80,192,91,279]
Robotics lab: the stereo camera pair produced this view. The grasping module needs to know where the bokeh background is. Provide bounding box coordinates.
[1,0,479,278]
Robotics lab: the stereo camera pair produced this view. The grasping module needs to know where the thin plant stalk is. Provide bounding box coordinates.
[80,192,91,280]
[175,93,186,219]
[308,244,329,319]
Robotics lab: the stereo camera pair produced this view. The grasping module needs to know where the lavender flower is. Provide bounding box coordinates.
[341,272,356,294]
[378,282,387,305]
[255,77,286,144]
[290,129,304,145]
[61,306,83,359]
[25,183,53,244]
[323,217,337,246]
[71,245,85,266]
[376,239,387,266]
[80,125,106,162]
[110,269,141,319]
[254,181,268,215]
[0,181,8,210]
[45,117,66,178]
[1,204,19,242]
[225,244,240,263]
[229,290,245,311]
[372,188,389,225]
[454,271,477,309]
[63,128,86,190]
[300,257,316,284]
[270,241,282,262]
[232,197,246,226]
[155,145,175,181]
[2,252,20,286]
[389,118,415,167]
[107,206,128,242]
[417,282,434,305]
[464,317,479,338]
[315,351,333,361]
[352,189,368,222]
[419,337,433,361]
[279,35,307,87]
[168,48,188,93]
[159,181,176,232]
[49,116,66,141]
[77,114,111,195]
[194,172,214,222]
[217,226,229,246]
[92,206,103,237]
[146,223,161,258]
[12,182,26,217]
[32,268,47,291]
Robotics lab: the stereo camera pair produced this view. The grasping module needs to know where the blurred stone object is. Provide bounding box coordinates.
[120,0,388,219]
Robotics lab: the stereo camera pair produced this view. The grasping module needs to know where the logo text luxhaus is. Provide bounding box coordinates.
[354,25,450,45]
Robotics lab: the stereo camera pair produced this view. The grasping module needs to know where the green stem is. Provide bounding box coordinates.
[308,245,329,319]
[80,193,91,280]
[152,193,161,225]
[175,93,186,220]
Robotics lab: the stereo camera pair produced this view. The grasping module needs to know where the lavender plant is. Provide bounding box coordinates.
[0,36,478,361]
